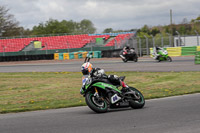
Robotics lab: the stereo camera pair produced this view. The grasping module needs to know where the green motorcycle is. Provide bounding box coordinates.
[153,47,172,62]
[80,56,145,113]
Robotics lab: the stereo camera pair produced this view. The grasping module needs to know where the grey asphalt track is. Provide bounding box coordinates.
[0,56,199,72]
[0,93,200,133]
[0,56,199,133]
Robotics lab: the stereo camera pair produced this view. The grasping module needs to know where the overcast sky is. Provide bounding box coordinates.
[1,0,200,33]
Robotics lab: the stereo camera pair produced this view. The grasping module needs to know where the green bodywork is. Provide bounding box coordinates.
[85,81,121,93]
[158,50,169,60]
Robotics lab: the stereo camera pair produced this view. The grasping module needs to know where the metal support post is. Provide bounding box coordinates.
[195,30,199,46]
[137,37,142,57]
[166,33,172,47]
[151,35,155,48]
[176,31,181,46]
[144,35,149,55]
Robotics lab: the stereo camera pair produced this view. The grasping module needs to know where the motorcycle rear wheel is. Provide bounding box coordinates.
[128,87,145,109]
[85,91,108,113]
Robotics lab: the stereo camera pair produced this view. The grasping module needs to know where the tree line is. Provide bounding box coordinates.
[0,5,200,38]
[0,5,96,37]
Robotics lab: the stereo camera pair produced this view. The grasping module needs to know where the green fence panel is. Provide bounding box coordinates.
[181,46,197,56]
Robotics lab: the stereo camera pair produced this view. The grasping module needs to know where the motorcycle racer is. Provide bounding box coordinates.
[152,47,161,60]
[80,62,128,95]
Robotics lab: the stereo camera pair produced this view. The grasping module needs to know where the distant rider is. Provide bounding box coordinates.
[153,47,161,59]
[120,46,130,59]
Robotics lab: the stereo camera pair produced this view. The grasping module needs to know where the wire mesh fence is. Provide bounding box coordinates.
[127,34,200,57]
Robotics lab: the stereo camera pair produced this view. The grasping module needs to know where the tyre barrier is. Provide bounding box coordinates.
[54,51,102,60]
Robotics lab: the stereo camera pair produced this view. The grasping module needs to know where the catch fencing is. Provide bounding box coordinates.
[124,34,200,57]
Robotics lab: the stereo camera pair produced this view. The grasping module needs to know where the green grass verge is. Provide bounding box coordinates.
[0,71,200,113]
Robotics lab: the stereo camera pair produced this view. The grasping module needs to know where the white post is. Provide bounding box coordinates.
[176,31,181,46]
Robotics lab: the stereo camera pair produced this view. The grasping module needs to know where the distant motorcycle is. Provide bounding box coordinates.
[152,47,172,62]
[120,48,138,62]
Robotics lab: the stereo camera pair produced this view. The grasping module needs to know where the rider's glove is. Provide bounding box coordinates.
[80,87,85,95]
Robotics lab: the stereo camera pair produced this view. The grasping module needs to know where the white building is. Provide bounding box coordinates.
[174,35,200,47]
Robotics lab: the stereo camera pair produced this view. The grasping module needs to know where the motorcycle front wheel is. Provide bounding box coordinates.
[167,56,172,62]
[129,87,145,109]
[85,91,108,113]
[134,57,138,62]
[122,58,128,62]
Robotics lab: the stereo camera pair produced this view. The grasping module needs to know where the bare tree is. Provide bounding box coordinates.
[0,5,20,37]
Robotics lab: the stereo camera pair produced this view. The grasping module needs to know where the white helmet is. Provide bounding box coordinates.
[81,62,93,75]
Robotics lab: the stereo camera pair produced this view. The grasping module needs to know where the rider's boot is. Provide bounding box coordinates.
[120,81,129,93]
[120,55,125,59]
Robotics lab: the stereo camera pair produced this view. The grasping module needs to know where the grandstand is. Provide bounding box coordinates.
[0,32,136,61]
[0,32,135,52]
